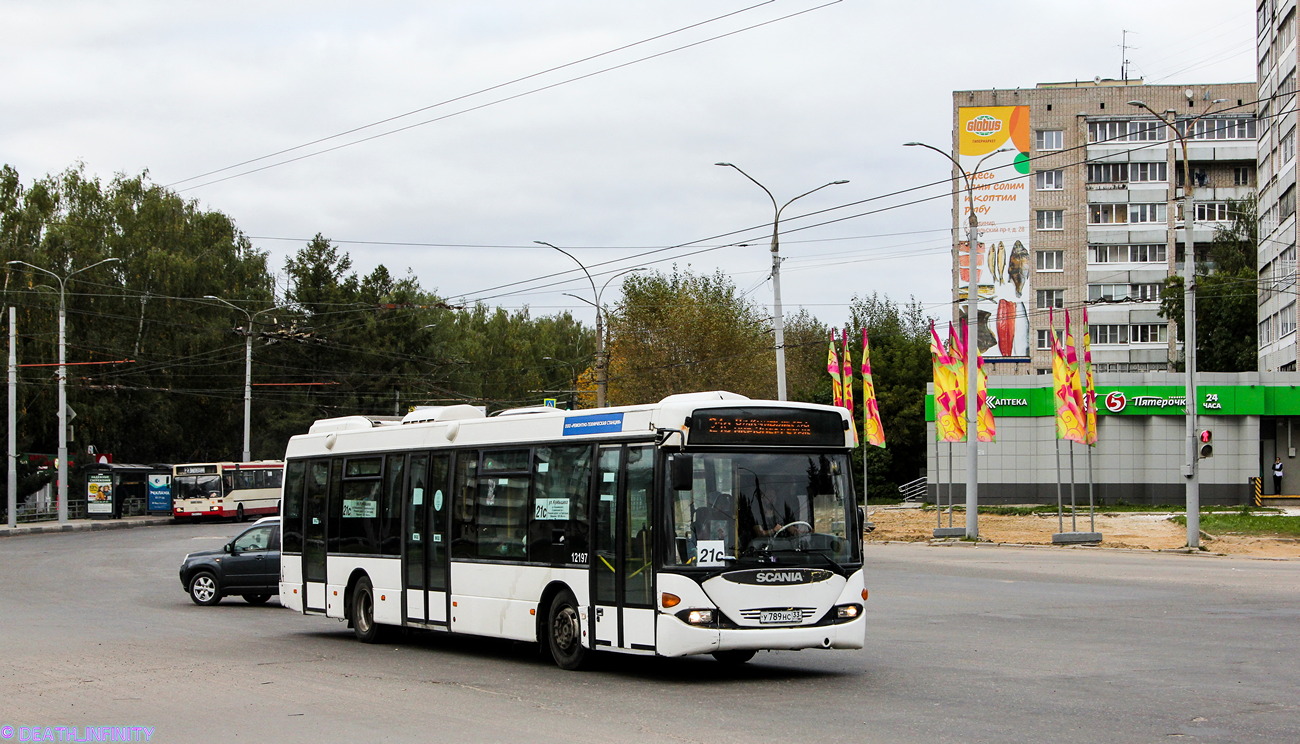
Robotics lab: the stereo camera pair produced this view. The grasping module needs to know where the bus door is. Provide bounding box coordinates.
[302,459,331,613]
[592,444,656,651]
[404,452,451,625]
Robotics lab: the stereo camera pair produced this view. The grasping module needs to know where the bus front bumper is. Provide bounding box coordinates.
[654,612,866,658]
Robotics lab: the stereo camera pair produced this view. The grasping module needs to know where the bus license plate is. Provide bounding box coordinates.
[759,610,802,624]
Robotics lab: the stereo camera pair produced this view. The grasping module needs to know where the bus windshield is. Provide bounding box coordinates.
[174,474,224,500]
[667,451,856,569]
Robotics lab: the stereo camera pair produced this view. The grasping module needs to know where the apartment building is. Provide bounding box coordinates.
[949,79,1257,374]
[1258,0,1299,371]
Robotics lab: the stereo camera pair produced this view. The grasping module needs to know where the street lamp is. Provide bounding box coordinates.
[1128,97,1227,549]
[535,242,644,408]
[204,296,287,462]
[904,142,1009,540]
[715,163,849,401]
[7,257,121,524]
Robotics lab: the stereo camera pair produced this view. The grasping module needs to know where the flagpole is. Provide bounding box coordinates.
[1069,442,1078,533]
[1055,439,1064,533]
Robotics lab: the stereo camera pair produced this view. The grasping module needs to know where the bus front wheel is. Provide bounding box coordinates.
[712,649,756,665]
[547,591,588,670]
[351,576,385,643]
[236,504,246,522]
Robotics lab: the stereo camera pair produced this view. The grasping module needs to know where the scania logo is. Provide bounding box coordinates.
[720,568,833,586]
[966,115,1003,136]
[1105,391,1126,412]
[756,571,803,583]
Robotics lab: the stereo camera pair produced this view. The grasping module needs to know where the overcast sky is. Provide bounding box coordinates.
[2,1,1256,329]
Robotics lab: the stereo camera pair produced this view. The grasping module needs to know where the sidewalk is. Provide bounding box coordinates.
[0,514,175,538]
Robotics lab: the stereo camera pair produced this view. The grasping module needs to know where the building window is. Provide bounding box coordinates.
[1036,329,1064,350]
[1035,169,1064,190]
[1088,121,1127,144]
[1282,185,1296,221]
[1281,245,1297,291]
[1128,120,1164,141]
[1130,324,1169,343]
[1234,166,1253,186]
[1090,324,1127,344]
[1180,117,1257,140]
[1283,126,1296,164]
[1195,202,1232,222]
[1088,203,1128,224]
[1129,203,1167,223]
[1133,282,1162,301]
[1282,302,1298,338]
[1260,316,1275,346]
[1130,162,1168,182]
[1036,210,1064,230]
[1036,250,1064,271]
[1130,243,1167,262]
[1035,130,1064,150]
[1088,283,1162,302]
[1087,163,1127,183]
[1036,289,1065,309]
[1087,120,1165,143]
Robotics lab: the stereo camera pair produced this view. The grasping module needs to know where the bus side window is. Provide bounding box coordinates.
[451,450,479,559]
[282,461,306,553]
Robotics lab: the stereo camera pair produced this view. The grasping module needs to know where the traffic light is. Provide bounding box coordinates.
[1199,430,1213,458]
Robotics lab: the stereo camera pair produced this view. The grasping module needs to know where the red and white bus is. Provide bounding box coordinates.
[172,461,284,521]
[278,392,867,669]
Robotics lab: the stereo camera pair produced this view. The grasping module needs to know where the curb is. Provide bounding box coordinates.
[0,517,175,538]
[867,537,1300,560]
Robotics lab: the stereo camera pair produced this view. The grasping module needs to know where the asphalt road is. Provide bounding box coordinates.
[1,524,1297,743]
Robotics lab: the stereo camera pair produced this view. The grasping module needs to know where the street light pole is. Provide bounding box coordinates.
[1128,98,1226,549]
[205,296,285,462]
[904,142,1008,540]
[536,242,644,408]
[536,241,605,407]
[8,258,120,524]
[715,163,849,401]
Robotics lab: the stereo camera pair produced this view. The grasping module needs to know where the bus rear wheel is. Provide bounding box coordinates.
[351,576,385,643]
[547,591,588,670]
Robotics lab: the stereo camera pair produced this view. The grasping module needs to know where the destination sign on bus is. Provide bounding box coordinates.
[687,407,844,447]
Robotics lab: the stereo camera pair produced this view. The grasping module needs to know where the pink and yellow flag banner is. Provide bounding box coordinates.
[840,329,855,417]
[827,331,843,408]
[860,329,886,448]
[931,322,965,442]
[1080,308,1097,445]
[1050,310,1086,443]
[975,347,996,443]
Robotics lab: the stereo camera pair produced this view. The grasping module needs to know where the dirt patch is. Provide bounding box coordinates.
[866,506,1300,559]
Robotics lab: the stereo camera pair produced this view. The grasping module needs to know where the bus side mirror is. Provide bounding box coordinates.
[670,455,693,491]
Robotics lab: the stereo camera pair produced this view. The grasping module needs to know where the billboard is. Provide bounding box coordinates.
[956,106,1032,359]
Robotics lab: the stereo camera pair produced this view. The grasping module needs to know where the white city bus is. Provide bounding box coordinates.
[172,461,285,521]
[278,392,867,669]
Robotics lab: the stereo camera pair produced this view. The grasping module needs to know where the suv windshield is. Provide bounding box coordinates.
[667,451,856,570]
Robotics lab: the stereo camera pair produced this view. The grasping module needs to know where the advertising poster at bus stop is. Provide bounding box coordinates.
[956,105,1032,359]
[147,473,171,513]
[87,473,113,515]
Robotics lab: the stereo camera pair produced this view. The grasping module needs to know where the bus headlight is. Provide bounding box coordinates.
[835,604,862,620]
[686,609,714,625]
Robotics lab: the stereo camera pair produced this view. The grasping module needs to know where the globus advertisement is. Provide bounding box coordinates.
[957,106,1032,360]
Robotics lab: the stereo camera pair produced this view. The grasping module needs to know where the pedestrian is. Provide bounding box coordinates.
[1273,456,1284,495]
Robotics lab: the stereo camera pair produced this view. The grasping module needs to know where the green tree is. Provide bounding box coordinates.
[844,293,933,501]
[604,268,775,405]
[1160,196,1258,372]
[0,165,273,465]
